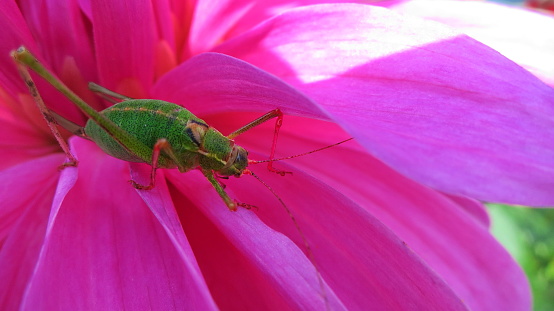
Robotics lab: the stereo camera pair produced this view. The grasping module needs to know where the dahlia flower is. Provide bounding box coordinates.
[1,1,553,310]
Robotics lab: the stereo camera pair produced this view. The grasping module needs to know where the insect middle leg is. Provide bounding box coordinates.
[227,109,291,176]
[130,138,180,190]
[88,82,132,103]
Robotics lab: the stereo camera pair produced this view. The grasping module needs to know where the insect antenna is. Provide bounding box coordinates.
[244,169,330,310]
[249,138,353,164]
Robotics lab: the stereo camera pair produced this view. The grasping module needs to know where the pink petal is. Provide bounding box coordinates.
[205,112,529,310]
[167,162,467,309]
[0,155,63,310]
[0,1,38,98]
[0,97,59,170]
[151,0,175,50]
[188,0,254,55]
[167,171,346,310]
[215,4,554,206]
[382,0,554,86]
[21,139,217,310]
[129,163,218,309]
[0,2,91,127]
[444,193,490,228]
[189,0,371,54]
[0,152,75,310]
[151,52,325,119]
[90,0,156,98]
[17,0,97,84]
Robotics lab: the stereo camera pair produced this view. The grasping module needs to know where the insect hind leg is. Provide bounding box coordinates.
[11,48,78,169]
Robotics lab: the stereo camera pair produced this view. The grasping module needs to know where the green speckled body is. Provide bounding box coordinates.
[14,47,254,210]
[84,99,236,173]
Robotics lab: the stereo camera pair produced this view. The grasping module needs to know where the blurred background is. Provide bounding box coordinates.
[488,204,554,311]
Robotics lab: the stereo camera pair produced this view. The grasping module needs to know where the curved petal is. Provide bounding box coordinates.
[90,0,156,98]
[216,4,554,206]
[129,163,218,309]
[151,52,326,118]
[382,0,554,86]
[206,112,529,311]
[189,0,371,54]
[0,155,61,310]
[21,139,217,310]
[443,193,490,228]
[166,162,467,310]
[167,171,346,310]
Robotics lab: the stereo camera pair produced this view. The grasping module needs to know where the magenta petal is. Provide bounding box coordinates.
[151,52,325,118]
[17,0,96,83]
[207,113,529,310]
[188,0,253,54]
[129,163,218,309]
[21,139,217,310]
[189,0,374,54]
[444,193,490,228]
[0,155,62,310]
[0,1,38,97]
[0,107,59,170]
[216,4,554,206]
[167,170,345,310]
[167,168,467,310]
[90,0,156,96]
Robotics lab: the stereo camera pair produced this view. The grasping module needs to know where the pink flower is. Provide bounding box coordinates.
[1,1,553,310]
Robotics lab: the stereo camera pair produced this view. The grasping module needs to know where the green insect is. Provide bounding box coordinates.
[13,46,354,310]
[11,46,351,212]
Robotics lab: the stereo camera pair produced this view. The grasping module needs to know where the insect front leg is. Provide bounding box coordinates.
[201,169,238,211]
[201,169,258,211]
[227,109,291,176]
[12,50,78,169]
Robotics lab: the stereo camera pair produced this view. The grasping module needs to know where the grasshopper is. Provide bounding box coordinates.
[11,46,351,211]
[12,46,354,309]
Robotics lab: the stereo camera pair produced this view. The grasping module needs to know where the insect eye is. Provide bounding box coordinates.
[233,147,248,169]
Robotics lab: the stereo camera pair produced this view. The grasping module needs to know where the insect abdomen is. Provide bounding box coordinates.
[85,99,205,169]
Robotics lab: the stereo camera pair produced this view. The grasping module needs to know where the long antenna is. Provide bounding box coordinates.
[245,170,330,310]
[249,138,353,164]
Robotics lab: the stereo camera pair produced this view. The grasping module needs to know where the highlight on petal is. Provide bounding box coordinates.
[381,0,554,86]
[21,139,217,310]
[188,0,367,54]
[216,3,554,206]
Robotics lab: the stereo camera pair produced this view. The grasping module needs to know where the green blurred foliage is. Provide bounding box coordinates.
[488,204,554,311]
